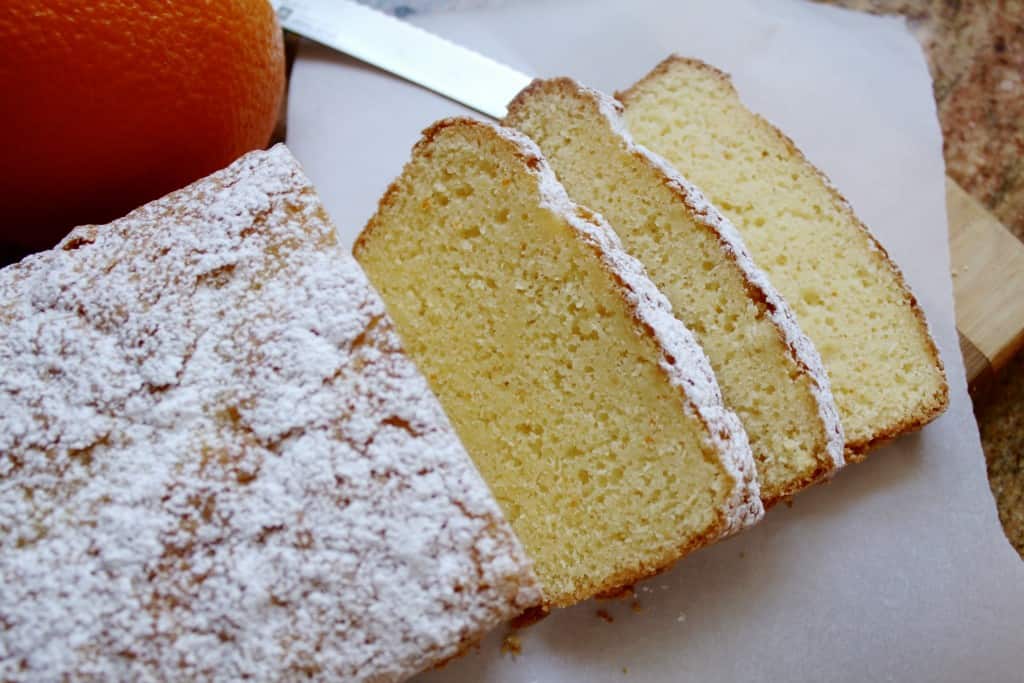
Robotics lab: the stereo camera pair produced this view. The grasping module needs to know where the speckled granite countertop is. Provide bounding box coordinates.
[817,0,1024,558]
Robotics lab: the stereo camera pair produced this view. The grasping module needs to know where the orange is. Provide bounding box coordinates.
[0,0,285,248]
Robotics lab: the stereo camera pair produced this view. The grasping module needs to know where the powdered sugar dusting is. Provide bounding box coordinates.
[578,81,845,474]
[0,145,539,681]
[490,121,763,533]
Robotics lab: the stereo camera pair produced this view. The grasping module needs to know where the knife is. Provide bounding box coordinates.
[269,0,531,119]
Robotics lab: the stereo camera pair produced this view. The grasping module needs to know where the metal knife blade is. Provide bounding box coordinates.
[270,0,532,119]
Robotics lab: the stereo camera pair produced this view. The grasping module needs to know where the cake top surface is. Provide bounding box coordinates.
[531,78,845,473]
[0,145,538,681]
[454,117,764,532]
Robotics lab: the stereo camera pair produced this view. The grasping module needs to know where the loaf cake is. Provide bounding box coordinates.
[619,57,949,458]
[505,78,844,506]
[354,118,762,608]
[0,146,540,681]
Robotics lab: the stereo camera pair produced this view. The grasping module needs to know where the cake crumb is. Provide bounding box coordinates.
[596,609,615,624]
[501,633,523,657]
[622,666,629,675]
[630,600,643,613]
[677,612,687,623]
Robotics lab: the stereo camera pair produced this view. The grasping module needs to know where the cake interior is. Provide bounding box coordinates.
[355,121,734,605]
[621,61,948,453]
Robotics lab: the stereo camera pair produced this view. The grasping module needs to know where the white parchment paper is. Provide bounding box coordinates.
[288,0,1024,679]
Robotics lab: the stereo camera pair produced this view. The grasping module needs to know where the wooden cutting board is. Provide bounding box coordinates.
[947,177,1024,391]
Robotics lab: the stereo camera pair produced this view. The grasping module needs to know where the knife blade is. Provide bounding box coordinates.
[270,0,532,119]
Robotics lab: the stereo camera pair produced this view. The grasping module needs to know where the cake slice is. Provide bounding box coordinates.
[354,118,762,608]
[619,56,949,458]
[505,78,844,506]
[0,146,540,682]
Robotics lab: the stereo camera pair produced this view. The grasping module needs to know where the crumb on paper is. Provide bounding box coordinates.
[630,600,642,613]
[677,612,687,623]
[501,633,523,657]
[622,666,629,675]
[596,609,614,624]
[739,551,745,559]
